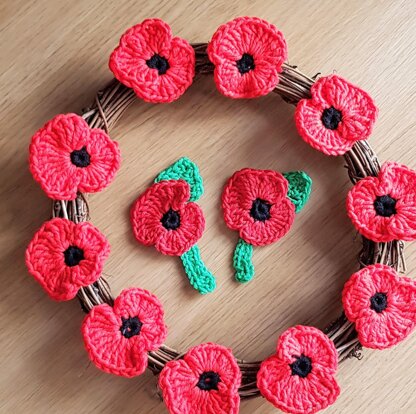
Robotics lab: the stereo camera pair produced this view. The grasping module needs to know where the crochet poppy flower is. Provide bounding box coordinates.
[29,113,121,200]
[82,287,167,377]
[222,169,311,283]
[347,162,416,242]
[343,264,416,350]
[295,75,378,155]
[159,343,241,414]
[109,19,195,103]
[131,179,204,256]
[25,218,110,301]
[207,17,287,99]
[257,326,340,414]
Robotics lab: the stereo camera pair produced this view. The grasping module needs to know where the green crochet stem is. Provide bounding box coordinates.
[233,238,255,283]
[181,245,216,294]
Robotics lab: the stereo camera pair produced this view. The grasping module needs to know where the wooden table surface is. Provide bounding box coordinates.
[1,1,415,413]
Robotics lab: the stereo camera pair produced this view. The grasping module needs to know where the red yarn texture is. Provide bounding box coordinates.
[25,218,110,301]
[295,75,378,155]
[159,342,241,414]
[110,19,195,103]
[257,326,340,414]
[29,113,120,200]
[82,287,167,378]
[343,264,416,350]
[207,17,287,99]
[131,180,205,256]
[222,169,295,246]
[347,162,416,242]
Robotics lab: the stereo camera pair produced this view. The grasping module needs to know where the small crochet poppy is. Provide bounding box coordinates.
[82,287,167,378]
[158,342,241,414]
[109,18,195,103]
[222,168,311,282]
[342,264,416,350]
[131,179,204,256]
[29,113,121,200]
[295,75,378,155]
[207,17,287,99]
[347,162,416,242]
[257,326,340,414]
[25,218,110,301]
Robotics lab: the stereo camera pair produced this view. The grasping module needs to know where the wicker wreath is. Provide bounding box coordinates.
[25,17,416,414]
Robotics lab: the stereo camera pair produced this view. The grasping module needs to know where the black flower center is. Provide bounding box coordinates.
[146,54,170,75]
[120,316,143,339]
[70,146,91,168]
[321,106,343,130]
[161,209,181,230]
[374,195,397,217]
[290,354,312,378]
[250,198,271,221]
[197,371,221,391]
[370,292,388,313]
[236,53,255,74]
[64,246,84,267]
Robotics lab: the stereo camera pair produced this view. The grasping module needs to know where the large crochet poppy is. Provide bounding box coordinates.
[109,18,195,103]
[25,218,110,301]
[82,287,167,378]
[29,113,121,200]
[257,326,340,414]
[295,75,378,155]
[347,162,416,242]
[131,179,205,256]
[343,264,416,350]
[207,17,287,99]
[222,169,295,246]
[159,343,241,414]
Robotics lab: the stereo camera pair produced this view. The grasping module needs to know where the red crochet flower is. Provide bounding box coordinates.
[347,162,416,242]
[207,17,287,99]
[257,326,340,414]
[82,287,167,378]
[29,113,121,200]
[159,343,241,414]
[131,180,205,256]
[25,218,110,301]
[295,75,378,155]
[109,19,195,103]
[222,169,295,246]
[343,264,416,350]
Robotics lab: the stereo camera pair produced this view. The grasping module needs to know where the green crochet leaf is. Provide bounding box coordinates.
[233,238,254,283]
[155,157,204,202]
[283,171,312,213]
[181,245,216,294]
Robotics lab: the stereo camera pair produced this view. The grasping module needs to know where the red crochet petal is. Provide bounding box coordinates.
[276,326,338,374]
[82,287,166,378]
[347,163,416,242]
[76,128,121,194]
[257,355,340,414]
[343,264,416,349]
[82,303,149,377]
[113,288,167,350]
[109,19,195,103]
[158,343,241,414]
[25,218,110,301]
[29,113,120,200]
[208,17,287,98]
[222,169,289,231]
[155,202,205,256]
[240,197,295,246]
[295,75,377,156]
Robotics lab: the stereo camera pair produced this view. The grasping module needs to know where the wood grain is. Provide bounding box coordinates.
[0,1,415,413]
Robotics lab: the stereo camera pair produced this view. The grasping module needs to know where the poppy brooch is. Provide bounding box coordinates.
[25,15,415,414]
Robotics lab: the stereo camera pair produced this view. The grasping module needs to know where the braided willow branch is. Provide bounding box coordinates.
[51,43,405,398]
